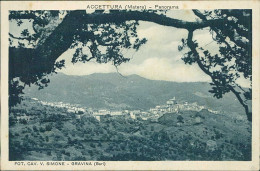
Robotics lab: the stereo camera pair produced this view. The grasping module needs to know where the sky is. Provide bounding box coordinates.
[57,10,214,82]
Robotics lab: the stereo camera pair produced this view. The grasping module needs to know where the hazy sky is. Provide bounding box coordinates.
[57,10,215,82]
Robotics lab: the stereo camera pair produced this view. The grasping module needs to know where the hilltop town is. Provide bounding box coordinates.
[28,97,219,123]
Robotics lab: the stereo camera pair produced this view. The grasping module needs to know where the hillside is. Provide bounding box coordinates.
[24,72,247,116]
[9,98,251,161]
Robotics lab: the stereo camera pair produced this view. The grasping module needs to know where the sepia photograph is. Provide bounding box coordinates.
[1,1,260,170]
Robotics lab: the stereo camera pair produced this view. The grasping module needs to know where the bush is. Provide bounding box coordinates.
[9,116,17,126]
[39,127,45,132]
[45,124,52,131]
[151,126,155,131]
[90,143,96,148]
[20,118,27,124]
[61,149,66,154]
[33,125,38,132]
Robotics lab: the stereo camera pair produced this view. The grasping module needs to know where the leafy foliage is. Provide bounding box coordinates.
[70,20,147,66]
[178,10,252,120]
[9,10,147,107]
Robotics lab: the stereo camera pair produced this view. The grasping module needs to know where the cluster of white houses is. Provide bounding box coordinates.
[31,97,219,122]
[83,97,217,122]
[149,97,207,115]
[90,109,143,121]
[33,98,86,114]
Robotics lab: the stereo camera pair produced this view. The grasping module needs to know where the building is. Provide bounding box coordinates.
[94,109,110,115]
[166,100,174,105]
[166,97,176,107]
[110,111,122,116]
[94,115,101,122]
[75,114,81,119]
[168,105,179,113]
[129,112,136,119]
[150,108,159,114]
[94,114,112,122]
[208,109,219,114]
[161,105,169,112]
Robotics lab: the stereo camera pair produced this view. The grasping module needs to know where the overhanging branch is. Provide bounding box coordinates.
[10,10,228,79]
[9,33,31,41]
[186,30,251,122]
[81,10,225,30]
[192,10,249,50]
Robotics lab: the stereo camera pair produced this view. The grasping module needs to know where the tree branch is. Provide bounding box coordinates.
[9,33,31,41]
[86,56,95,62]
[186,30,251,122]
[81,10,226,30]
[9,12,37,20]
[192,10,249,50]
[228,85,251,121]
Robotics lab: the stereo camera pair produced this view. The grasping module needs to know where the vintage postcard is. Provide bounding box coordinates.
[1,1,260,170]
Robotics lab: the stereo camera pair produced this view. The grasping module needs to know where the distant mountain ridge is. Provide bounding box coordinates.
[24,72,245,115]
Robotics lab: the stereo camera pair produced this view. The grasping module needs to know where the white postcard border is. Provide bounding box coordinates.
[1,1,259,170]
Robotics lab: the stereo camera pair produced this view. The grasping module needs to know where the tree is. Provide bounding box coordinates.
[180,10,252,121]
[45,124,53,131]
[177,115,184,123]
[33,125,38,132]
[9,9,252,121]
